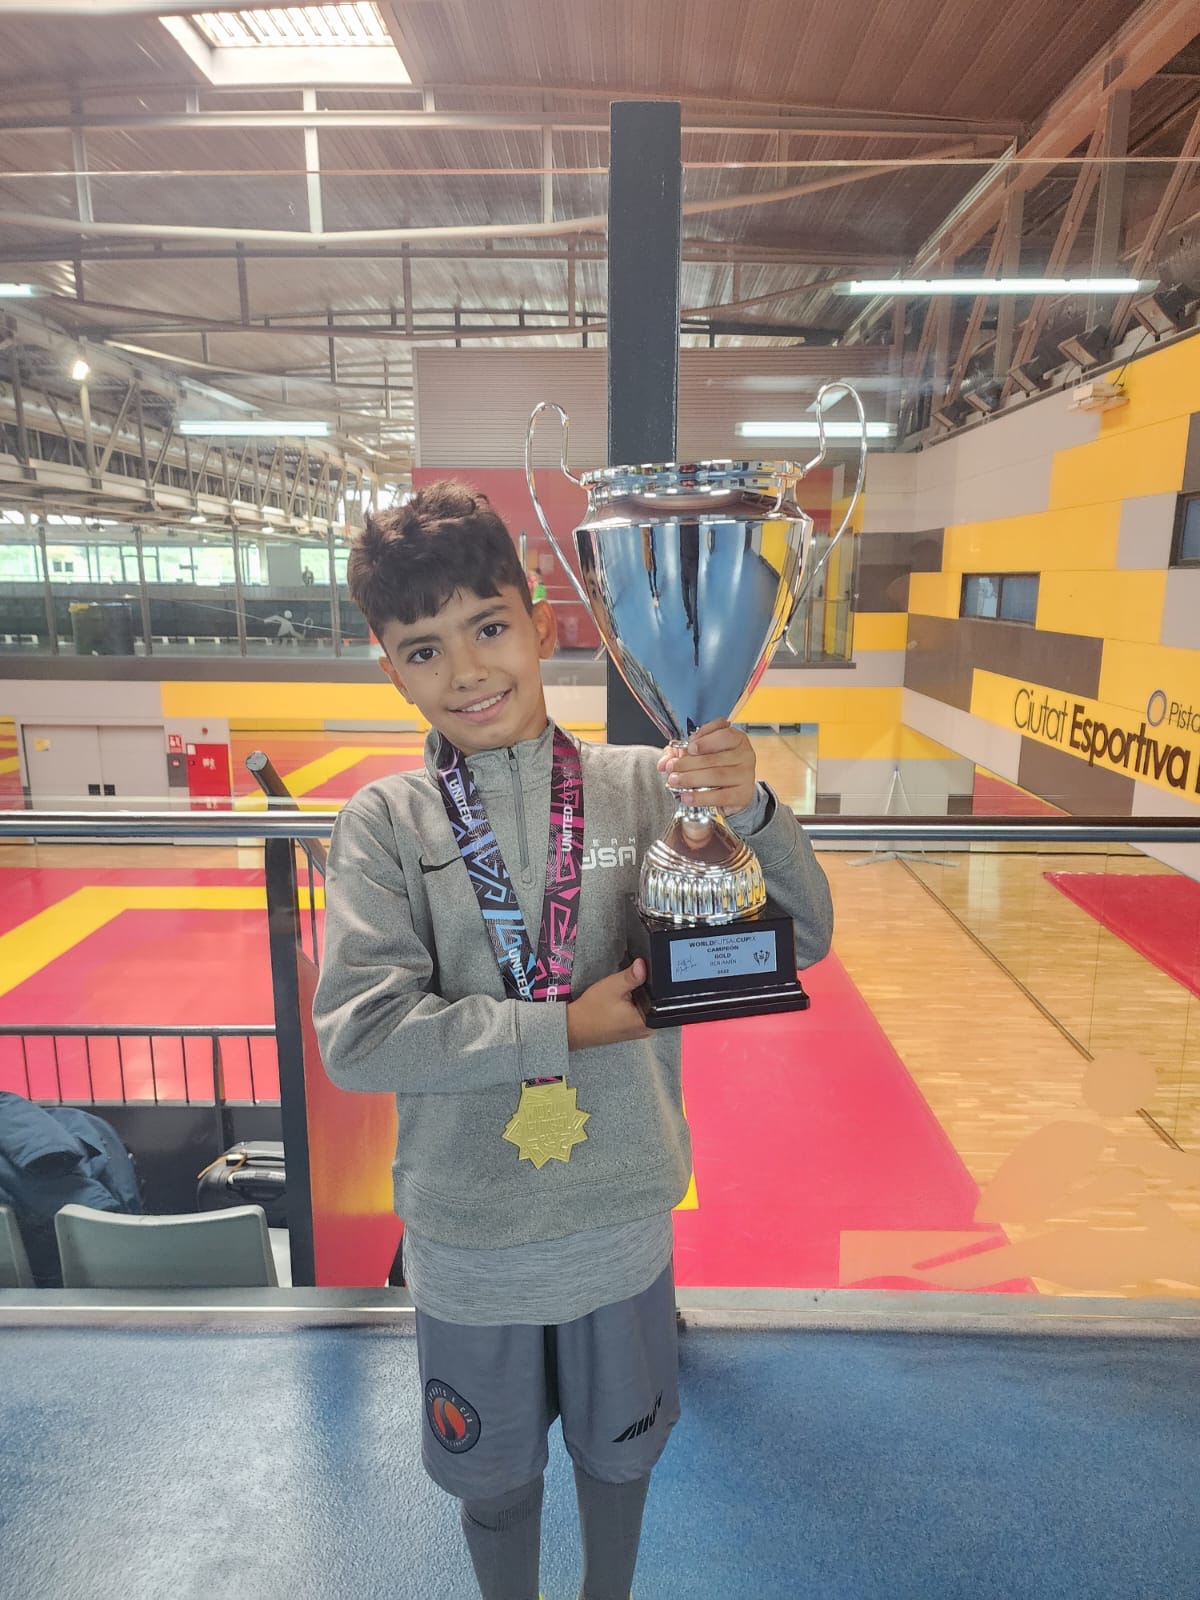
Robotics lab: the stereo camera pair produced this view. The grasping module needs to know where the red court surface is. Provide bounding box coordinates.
[1045,870,1200,997]
[973,770,1063,815]
[230,731,426,803]
[673,952,1019,1291]
[0,859,1012,1292]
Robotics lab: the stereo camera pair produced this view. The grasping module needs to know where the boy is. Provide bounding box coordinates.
[312,482,833,1600]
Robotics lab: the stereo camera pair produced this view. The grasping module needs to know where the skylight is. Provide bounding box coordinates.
[189,4,390,49]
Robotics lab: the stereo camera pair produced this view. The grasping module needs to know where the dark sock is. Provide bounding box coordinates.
[460,1474,544,1600]
[573,1464,651,1600]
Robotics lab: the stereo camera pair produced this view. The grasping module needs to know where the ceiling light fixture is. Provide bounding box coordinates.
[962,378,1005,415]
[736,420,894,439]
[0,282,47,298]
[1007,351,1057,395]
[1131,286,1193,339]
[1057,326,1112,369]
[178,419,331,437]
[837,278,1147,296]
[931,397,973,430]
[70,358,91,382]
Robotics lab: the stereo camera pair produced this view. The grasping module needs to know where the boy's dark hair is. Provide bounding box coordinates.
[349,481,531,636]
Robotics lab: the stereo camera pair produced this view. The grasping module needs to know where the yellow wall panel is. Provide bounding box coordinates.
[1048,415,1190,510]
[228,716,325,732]
[161,681,426,725]
[907,571,961,619]
[744,684,901,726]
[853,612,908,652]
[1035,569,1165,643]
[897,727,959,761]
[941,502,1121,574]
[1096,331,1200,437]
[971,667,1200,801]
[816,722,902,760]
[1099,640,1200,723]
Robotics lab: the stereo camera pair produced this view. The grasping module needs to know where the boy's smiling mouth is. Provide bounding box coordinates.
[451,687,513,721]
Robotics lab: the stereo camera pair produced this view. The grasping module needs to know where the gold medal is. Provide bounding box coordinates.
[503,1078,590,1168]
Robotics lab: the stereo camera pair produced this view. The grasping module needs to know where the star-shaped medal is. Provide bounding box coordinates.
[503,1080,590,1169]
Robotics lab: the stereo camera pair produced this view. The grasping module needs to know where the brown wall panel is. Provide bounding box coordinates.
[860,529,945,570]
[904,613,976,709]
[1016,736,1134,816]
[857,528,945,614]
[904,613,1104,711]
[856,565,910,613]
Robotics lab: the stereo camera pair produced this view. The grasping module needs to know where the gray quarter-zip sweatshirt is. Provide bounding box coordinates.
[313,722,833,1253]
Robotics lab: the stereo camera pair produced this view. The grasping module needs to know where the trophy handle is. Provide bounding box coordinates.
[780,381,869,648]
[524,402,594,612]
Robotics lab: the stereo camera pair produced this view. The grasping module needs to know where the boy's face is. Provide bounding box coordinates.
[378,584,558,754]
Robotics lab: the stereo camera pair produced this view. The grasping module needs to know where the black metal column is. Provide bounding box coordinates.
[264,835,316,1287]
[606,100,682,747]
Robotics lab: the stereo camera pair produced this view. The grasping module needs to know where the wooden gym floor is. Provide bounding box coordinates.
[1,729,1197,1298]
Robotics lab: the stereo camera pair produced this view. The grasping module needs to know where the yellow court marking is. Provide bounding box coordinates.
[0,884,323,1002]
[2,872,701,1202]
[235,745,425,809]
[0,757,20,777]
[674,1092,698,1209]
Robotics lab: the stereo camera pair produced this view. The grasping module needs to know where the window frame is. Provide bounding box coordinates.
[959,571,1040,625]
[1170,492,1200,568]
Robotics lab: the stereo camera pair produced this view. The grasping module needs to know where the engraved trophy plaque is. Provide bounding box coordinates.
[525,384,866,1026]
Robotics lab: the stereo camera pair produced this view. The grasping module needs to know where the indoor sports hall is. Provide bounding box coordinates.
[2,4,1200,1598]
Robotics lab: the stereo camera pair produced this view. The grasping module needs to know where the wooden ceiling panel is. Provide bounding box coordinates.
[382,0,1149,123]
[0,2,1194,464]
[0,14,198,88]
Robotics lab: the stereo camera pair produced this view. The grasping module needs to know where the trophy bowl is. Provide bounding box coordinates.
[526,386,866,1025]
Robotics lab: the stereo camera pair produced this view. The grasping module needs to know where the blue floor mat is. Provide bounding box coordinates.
[2,1323,1198,1599]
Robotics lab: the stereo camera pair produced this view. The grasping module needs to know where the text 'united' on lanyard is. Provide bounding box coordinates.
[435,727,590,1168]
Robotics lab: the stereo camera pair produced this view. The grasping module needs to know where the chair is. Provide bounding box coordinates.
[0,1205,35,1288]
[54,1203,279,1289]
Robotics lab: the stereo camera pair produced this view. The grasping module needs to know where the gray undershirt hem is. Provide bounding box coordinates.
[402,1211,675,1327]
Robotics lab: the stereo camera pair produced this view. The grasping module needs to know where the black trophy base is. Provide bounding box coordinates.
[626,897,810,1029]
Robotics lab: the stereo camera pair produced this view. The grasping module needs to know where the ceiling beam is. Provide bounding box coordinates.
[417,79,1022,140]
[0,241,906,269]
[1001,124,1107,399]
[0,139,979,250]
[1110,103,1200,336]
[71,315,845,345]
[918,0,1200,270]
[0,104,1015,140]
[944,222,1007,402]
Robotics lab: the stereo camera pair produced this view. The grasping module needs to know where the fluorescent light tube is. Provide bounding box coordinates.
[736,421,894,439]
[0,282,46,297]
[178,419,331,437]
[837,278,1147,296]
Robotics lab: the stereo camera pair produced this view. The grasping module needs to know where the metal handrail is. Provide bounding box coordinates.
[0,1025,276,1037]
[3,810,1200,844]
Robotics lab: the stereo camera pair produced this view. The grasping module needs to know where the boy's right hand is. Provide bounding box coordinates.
[566,959,653,1050]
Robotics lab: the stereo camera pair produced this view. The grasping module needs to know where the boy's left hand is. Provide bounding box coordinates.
[657,719,757,815]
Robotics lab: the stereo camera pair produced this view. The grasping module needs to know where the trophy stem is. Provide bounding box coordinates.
[639,801,767,926]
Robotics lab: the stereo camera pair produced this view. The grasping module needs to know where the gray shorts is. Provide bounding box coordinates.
[415,1261,680,1499]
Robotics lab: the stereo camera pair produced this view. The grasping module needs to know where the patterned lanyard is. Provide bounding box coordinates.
[435,727,584,1004]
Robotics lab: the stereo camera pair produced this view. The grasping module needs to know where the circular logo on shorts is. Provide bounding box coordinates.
[425,1379,481,1454]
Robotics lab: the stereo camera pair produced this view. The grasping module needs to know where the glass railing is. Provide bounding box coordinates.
[2,811,1198,1304]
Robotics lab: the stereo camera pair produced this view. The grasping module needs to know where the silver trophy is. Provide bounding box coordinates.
[526,384,867,1025]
